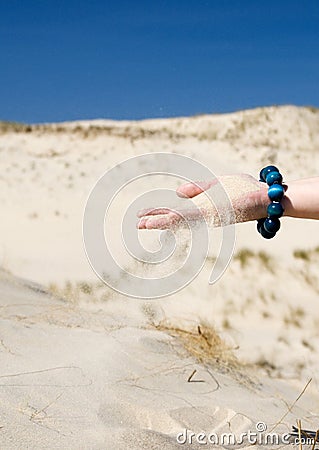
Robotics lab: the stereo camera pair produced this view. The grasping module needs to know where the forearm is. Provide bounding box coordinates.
[282,177,319,220]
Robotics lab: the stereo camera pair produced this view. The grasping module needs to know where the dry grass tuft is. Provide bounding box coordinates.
[283,306,305,328]
[257,251,273,271]
[293,249,310,261]
[291,247,319,292]
[0,121,32,134]
[234,248,255,268]
[48,280,112,303]
[255,358,276,374]
[156,321,245,376]
[306,105,319,114]
[293,246,319,262]
[234,248,274,272]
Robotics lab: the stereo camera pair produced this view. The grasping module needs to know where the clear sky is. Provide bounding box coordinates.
[1,0,318,123]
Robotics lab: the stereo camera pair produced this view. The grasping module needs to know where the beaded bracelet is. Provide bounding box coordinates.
[257,165,285,239]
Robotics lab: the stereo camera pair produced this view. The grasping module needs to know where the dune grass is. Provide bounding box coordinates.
[48,280,112,303]
[234,248,273,272]
[155,320,257,386]
[0,121,32,133]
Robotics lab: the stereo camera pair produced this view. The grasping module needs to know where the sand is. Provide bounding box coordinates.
[1,268,318,449]
[0,106,319,448]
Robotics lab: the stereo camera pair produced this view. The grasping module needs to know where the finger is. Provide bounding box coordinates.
[137,217,149,229]
[137,207,174,218]
[138,208,207,230]
[144,213,181,229]
[137,214,178,229]
[176,180,217,198]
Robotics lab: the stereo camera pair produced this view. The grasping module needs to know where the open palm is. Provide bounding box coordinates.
[137,174,270,230]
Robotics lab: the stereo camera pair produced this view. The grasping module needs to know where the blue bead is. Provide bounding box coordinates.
[266,171,283,186]
[257,218,266,234]
[268,184,284,201]
[264,217,281,233]
[267,202,284,218]
[260,226,277,239]
[259,165,279,182]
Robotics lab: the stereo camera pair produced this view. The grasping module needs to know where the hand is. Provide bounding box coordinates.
[137,174,270,230]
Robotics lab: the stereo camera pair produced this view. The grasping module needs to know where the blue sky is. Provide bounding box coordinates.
[0,0,318,123]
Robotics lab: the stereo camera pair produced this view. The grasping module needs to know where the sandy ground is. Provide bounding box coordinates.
[0,105,319,448]
[1,269,319,449]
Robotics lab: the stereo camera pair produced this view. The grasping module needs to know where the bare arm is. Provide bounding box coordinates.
[282,177,319,220]
[137,175,319,230]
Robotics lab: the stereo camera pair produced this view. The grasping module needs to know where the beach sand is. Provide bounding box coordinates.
[0,106,319,448]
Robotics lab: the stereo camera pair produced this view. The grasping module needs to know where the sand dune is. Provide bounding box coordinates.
[0,268,318,449]
[0,106,319,448]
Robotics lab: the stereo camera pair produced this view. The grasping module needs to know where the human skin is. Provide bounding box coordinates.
[137,175,319,230]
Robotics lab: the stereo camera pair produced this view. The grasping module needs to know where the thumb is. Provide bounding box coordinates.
[176,180,217,198]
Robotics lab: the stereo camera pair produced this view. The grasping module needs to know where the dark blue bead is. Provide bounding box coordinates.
[267,202,284,218]
[257,218,266,234]
[260,226,277,239]
[259,165,279,182]
[264,217,281,233]
[268,184,284,201]
[266,171,283,186]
